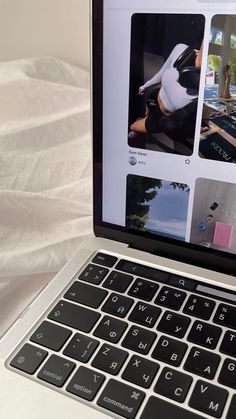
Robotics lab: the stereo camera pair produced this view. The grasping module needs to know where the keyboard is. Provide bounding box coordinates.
[7,252,236,419]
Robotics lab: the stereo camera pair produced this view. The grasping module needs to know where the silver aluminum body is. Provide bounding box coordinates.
[1,235,235,419]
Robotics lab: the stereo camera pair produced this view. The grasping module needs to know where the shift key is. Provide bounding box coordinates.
[48,300,100,332]
[97,379,145,418]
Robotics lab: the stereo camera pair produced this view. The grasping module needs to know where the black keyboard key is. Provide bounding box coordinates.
[183,295,215,320]
[92,252,117,267]
[91,344,128,375]
[140,396,205,419]
[116,259,170,283]
[97,378,145,419]
[63,333,99,363]
[154,286,186,310]
[226,395,236,419]
[168,275,196,291]
[30,321,72,351]
[154,367,192,403]
[218,358,236,390]
[10,344,48,374]
[66,366,105,401]
[128,302,161,328]
[122,355,159,388]
[48,300,100,332]
[184,347,220,379]
[213,303,236,330]
[220,330,236,358]
[187,320,222,350]
[122,325,156,355]
[128,278,159,301]
[157,310,190,338]
[37,354,75,387]
[93,315,128,343]
[103,271,133,293]
[64,281,107,308]
[152,335,187,367]
[79,264,109,285]
[101,293,134,318]
[189,380,228,418]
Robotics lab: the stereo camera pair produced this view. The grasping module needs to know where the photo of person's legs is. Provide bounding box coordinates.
[130,86,162,134]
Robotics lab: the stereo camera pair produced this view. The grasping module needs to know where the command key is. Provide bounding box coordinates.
[97,378,145,418]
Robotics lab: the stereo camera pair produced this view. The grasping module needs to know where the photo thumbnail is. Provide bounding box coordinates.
[126,174,190,241]
[128,13,205,155]
[190,178,236,254]
[199,15,236,164]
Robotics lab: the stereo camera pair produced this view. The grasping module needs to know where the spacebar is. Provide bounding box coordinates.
[140,396,205,419]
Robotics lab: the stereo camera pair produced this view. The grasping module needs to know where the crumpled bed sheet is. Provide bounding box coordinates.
[0,56,92,279]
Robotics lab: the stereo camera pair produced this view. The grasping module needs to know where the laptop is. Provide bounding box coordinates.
[1,1,236,418]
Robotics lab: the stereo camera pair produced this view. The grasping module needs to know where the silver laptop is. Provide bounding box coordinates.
[1,1,236,418]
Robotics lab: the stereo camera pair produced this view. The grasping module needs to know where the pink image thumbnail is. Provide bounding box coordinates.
[213,222,233,248]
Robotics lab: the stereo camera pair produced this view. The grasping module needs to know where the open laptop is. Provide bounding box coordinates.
[1,1,236,418]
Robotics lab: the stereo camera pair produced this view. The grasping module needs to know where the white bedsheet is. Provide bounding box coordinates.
[0,57,92,279]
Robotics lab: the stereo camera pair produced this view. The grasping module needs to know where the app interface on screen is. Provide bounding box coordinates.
[102,0,236,255]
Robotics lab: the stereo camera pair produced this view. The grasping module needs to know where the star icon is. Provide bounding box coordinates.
[185,159,191,165]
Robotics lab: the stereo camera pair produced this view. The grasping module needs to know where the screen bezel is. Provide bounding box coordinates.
[92,0,236,276]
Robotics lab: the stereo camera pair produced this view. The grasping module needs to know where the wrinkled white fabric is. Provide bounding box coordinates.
[0,57,92,277]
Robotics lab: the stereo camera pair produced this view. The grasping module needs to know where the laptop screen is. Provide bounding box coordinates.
[93,0,236,272]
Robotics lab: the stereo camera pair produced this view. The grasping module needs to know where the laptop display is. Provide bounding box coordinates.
[94,0,236,273]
